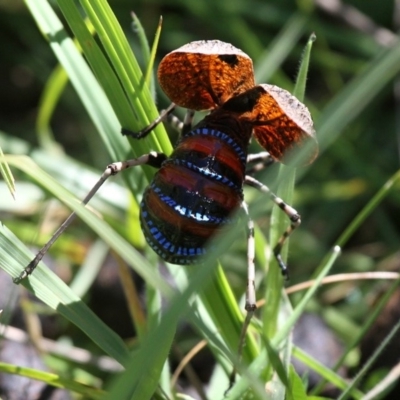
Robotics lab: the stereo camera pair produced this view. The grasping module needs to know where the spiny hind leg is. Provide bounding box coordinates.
[227,201,256,390]
[244,174,301,279]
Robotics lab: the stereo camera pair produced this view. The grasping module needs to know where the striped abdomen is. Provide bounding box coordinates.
[140,124,248,264]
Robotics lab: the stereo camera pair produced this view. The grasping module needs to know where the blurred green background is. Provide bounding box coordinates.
[0,0,400,398]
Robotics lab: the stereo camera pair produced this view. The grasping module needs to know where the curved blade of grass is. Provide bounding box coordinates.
[336,169,400,248]
[0,361,105,399]
[293,33,316,102]
[0,223,129,365]
[275,246,341,345]
[145,16,162,90]
[311,275,400,395]
[316,36,400,152]
[286,365,308,400]
[309,169,400,281]
[130,12,161,93]
[35,19,97,153]
[362,362,400,400]
[68,239,109,298]
[255,12,310,85]
[36,64,68,152]
[225,347,272,400]
[338,315,400,400]
[0,145,15,199]
[292,348,363,398]
[25,0,124,159]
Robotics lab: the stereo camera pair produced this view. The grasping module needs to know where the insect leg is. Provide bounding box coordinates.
[246,151,275,175]
[228,201,256,390]
[14,152,167,283]
[244,175,301,278]
[165,109,196,134]
[181,109,196,134]
[247,151,274,165]
[123,106,195,139]
[241,201,256,313]
[121,102,176,138]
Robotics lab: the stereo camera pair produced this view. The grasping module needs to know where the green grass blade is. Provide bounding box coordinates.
[317,37,400,151]
[25,0,124,160]
[255,12,310,86]
[130,12,161,93]
[0,361,106,399]
[0,146,15,199]
[312,276,400,395]
[338,317,400,400]
[275,246,341,345]
[336,169,400,248]
[292,348,363,398]
[0,223,130,365]
[293,33,316,100]
[36,64,68,152]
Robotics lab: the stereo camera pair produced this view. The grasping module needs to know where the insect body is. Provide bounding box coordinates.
[140,109,250,264]
[125,40,317,270]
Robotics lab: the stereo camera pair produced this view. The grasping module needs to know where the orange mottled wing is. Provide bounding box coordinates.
[228,84,318,165]
[157,40,255,111]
